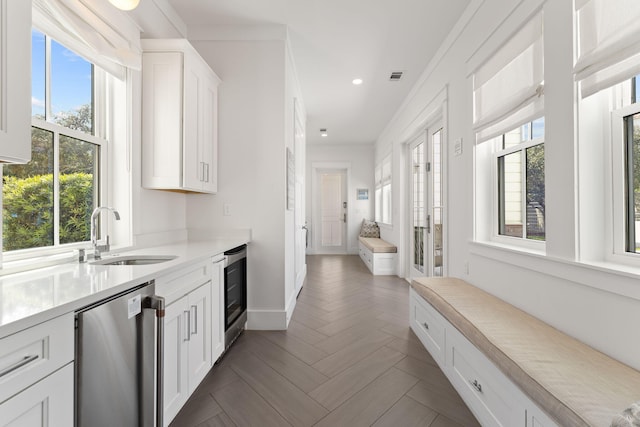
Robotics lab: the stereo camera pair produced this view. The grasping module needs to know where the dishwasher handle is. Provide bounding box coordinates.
[144,295,165,427]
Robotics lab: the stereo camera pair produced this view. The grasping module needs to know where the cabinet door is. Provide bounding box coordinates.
[182,55,203,192]
[0,0,31,163]
[0,364,73,427]
[200,72,218,193]
[211,258,225,361]
[141,52,184,190]
[163,296,189,426]
[187,282,212,393]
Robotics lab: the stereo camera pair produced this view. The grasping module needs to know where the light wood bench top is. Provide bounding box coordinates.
[358,236,397,253]
[411,277,640,427]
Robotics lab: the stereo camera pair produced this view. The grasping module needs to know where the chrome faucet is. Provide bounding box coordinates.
[90,207,121,260]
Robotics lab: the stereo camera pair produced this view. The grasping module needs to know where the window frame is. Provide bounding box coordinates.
[610,101,640,264]
[488,122,546,251]
[2,29,109,261]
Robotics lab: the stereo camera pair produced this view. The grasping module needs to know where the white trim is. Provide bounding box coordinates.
[246,309,287,330]
[286,285,298,326]
[469,241,640,302]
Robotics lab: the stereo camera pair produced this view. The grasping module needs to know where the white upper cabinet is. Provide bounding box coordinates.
[0,0,31,164]
[141,39,220,193]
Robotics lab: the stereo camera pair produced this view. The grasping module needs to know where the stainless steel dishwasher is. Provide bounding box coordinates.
[75,282,165,427]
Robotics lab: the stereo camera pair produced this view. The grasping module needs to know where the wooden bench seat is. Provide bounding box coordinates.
[410,277,640,427]
[358,237,397,275]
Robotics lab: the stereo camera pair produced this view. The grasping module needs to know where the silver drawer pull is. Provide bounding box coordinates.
[470,379,483,393]
[422,322,429,330]
[0,355,39,378]
[191,305,198,335]
[184,311,191,342]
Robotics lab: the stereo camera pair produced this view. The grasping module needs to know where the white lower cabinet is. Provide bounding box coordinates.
[409,289,558,427]
[0,313,75,427]
[157,258,226,426]
[0,363,74,427]
[410,289,446,366]
[447,327,523,427]
[163,281,212,426]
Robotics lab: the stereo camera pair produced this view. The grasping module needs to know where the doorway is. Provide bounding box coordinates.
[408,120,444,280]
[294,100,306,295]
[316,169,347,254]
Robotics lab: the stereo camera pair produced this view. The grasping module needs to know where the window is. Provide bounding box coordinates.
[624,110,640,252]
[574,0,640,263]
[2,30,105,252]
[473,11,544,248]
[495,119,545,241]
[375,154,392,224]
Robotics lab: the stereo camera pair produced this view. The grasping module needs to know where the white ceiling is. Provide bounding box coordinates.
[163,0,470,145]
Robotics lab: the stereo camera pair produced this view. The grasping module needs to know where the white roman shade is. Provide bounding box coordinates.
[32,0,142,80]
[574,0,640,98]
[473,12,544,143]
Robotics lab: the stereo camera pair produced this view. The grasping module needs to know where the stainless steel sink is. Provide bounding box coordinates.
[91,255,177,266]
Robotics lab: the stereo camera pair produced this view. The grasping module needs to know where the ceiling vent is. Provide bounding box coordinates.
[389,71,404,81]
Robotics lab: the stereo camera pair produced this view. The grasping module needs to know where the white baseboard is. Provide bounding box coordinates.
[246,309,288,330]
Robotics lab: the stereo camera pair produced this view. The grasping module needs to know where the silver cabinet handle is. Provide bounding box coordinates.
[191,305,198,335]
[144,294,165,427]
[422,322,429,330]
[0,355,39,378]
[470,379,483,393]
[184,311,191,341]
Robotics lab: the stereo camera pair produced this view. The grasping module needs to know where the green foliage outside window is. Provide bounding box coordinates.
[3,105,97,252]
[3,173,94,251]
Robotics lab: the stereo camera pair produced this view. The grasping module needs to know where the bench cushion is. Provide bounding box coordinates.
[358,236,397,253]
[411,277,640,427]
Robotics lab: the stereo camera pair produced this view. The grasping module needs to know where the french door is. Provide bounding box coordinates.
[408,121,444,280]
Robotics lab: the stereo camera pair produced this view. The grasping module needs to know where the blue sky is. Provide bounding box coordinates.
[32,30,92,118]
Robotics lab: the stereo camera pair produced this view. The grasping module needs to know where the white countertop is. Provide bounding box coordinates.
[0,238,248,339]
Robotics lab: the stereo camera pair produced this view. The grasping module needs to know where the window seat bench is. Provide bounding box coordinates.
[410,277,640,427]
[358,236,397,275]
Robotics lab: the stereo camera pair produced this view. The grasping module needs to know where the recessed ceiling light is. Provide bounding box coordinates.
[320,128,328,137]
[352,78,363,85]
[109,0,140,10]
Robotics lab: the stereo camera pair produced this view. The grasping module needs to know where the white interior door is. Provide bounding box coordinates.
[294,102,306,295]
[319,170,347,253]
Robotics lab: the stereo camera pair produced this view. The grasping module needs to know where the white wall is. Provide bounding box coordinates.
[185,38,303,330]
[376,0,640,371]
[129,70,188,247]
[306,144,374,254]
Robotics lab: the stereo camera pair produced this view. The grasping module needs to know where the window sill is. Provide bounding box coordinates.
[470,240,640,301]
[0,251,78,276]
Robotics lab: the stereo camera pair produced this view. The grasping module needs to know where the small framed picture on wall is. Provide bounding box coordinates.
[357,188,369,200]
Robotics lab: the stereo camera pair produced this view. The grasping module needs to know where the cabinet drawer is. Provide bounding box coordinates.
[448,330,522,427]
[156,260,212,304]
[0,363,74,427]
[0,314,74,404]
[410,289,446,366]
